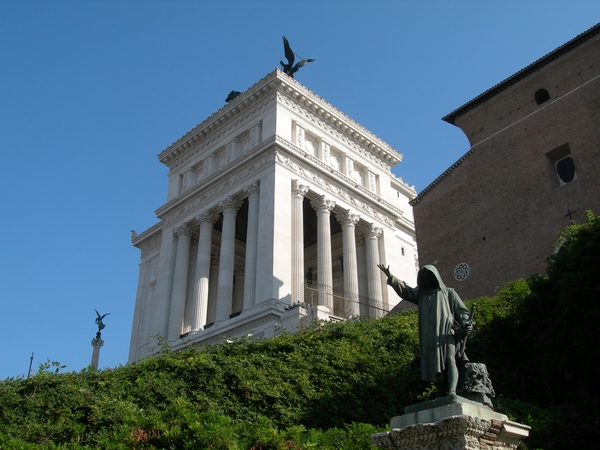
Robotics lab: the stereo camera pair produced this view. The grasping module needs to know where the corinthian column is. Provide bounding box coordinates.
[311,195,335,311]
[337,209,360,317]
[190,211,217,332]
[292,180,309,305]
[243,181,260,311]
[168,224,193,340]
[232,262,245,315]
[364,224,383,318]
[206,252,220,324]
[216,195,242,322]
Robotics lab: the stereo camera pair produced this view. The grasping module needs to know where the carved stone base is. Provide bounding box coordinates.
[371,396,530,450]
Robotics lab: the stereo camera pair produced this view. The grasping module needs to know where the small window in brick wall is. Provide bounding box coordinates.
[535,88,550,105]
[546,144,577,188]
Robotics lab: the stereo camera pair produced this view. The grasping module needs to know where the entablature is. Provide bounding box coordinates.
[157,69,403,174]
[151,134,414,235]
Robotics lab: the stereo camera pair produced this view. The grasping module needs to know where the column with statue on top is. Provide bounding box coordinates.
[91,309,110,371]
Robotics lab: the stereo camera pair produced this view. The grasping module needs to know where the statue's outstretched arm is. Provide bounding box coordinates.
[377,264,392,279]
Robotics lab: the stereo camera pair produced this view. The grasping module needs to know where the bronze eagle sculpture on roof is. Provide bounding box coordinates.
[280,36,315,78]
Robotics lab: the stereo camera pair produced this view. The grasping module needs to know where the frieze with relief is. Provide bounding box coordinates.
[140,236,162,257]
[161,152,275,226]
[277,93,394,171]
[275,151,397,227]
[168,94,276,172]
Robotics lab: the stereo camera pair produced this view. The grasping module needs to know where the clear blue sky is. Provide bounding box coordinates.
[1,0,598,379]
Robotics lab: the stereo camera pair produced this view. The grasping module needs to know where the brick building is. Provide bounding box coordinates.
[411,24,600,300]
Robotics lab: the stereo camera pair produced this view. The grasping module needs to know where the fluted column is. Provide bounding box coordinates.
[337,209,360,317]
[232,262,245,315]
[206,252,219,324]
[243,181,260,311]
[356,234,369,317]
[311,195,336,311]
[168,224,193,340]
[292,180,309,305]
[216,195,242,322]
[364,224,383,318]
[190,211,217,332]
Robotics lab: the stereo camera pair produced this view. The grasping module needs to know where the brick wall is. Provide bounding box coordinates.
[413,34,600,300]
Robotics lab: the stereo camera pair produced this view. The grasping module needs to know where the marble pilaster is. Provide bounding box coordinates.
[168,224,194,340]
[291,180,309,305]
[243,181,260,311]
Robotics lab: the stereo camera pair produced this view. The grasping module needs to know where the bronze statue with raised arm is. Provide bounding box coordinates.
[378,264,473,397]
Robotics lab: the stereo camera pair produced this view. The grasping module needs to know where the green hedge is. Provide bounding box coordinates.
[1,212,598,449]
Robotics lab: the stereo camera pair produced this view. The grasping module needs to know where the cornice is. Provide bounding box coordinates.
[157,69,403,172]
[274,75,403,169]
[391,176,417,199]
[158,71,278,168]
[131,221,163,248]
[151,133,414,235]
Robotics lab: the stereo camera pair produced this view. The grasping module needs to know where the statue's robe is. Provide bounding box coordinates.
[386,265,470,383]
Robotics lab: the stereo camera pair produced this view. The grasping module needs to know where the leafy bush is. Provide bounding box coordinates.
[1,212,598,449]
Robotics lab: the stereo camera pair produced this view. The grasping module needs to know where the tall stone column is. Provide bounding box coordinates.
[216,196,242,322]
[206,252,219,324]
[168,224,193,340]
[356,234,369,317]
[232,262,245,315]
[337,209,360,317]
[190,211,217,332]
[291,180,309,305]
[90,334,103,371]
[243,181,260,311]
[364,224,383,318]
[311,195,336,311]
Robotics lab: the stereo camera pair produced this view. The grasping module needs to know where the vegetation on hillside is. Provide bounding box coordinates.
[0,212,598,449]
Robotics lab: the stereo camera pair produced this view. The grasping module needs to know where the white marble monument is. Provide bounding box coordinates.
[128,69,418,361]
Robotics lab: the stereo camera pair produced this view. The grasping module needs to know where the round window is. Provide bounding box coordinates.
[454,263,470,281]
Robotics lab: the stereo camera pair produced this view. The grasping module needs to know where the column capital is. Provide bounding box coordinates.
[311,195,336,213]
[337,209,360,227]
[292,179,309,198]
[244,180,260,198]
[219,195,243,213]
[363,223,382,239]
[197,210,218,226]
[174,223,194,238]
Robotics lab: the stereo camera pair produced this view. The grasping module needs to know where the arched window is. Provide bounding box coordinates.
[535,88,550,105]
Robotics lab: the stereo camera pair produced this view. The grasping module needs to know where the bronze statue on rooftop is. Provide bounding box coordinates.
[280,36,315,78]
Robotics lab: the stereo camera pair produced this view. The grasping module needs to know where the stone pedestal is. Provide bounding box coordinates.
[371,396,530,450]
[90,335,104,372]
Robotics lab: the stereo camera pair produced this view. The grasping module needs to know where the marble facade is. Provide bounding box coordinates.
[129,69,417,361]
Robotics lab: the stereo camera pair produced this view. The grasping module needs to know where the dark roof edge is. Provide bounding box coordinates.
[409,149,473,206]
[443,23,600,125]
